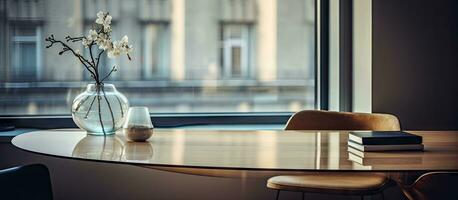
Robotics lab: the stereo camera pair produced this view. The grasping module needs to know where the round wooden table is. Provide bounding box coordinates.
[11,129,458,179]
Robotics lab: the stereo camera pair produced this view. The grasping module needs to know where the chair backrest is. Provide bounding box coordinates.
[285,110,401,131]
[402,172,458,200]
[0,164,53,200]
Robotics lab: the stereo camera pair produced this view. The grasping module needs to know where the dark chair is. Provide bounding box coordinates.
[0,164,53,200]
[268,110,400,200]
[400,172,458,200]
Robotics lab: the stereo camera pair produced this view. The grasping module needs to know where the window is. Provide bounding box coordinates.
[0,0,316,116]
[142,23,170,79]
[221,24,253,78]
[10,25,42,81]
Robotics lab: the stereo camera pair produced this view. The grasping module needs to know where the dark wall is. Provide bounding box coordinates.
[372,0,458,130]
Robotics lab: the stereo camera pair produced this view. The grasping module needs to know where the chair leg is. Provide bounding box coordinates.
[275,190,280,200]
[360,196,364,200]
[401,193,409,200]
[302,192,305,200]
[381,191,385,200]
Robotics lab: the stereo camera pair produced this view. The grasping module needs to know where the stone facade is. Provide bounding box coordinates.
[0,0,316,114]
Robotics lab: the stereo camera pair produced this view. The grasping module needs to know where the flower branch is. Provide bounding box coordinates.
[45,11,132,85]
[45,34,97,80]
[101,66,117,82]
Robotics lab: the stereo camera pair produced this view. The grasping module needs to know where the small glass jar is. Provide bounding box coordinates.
[72,84,129,135]
[123,107,154,142]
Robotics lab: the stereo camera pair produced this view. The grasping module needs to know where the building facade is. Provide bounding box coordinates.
[0,0,315,114]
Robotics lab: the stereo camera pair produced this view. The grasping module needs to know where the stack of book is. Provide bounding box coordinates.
[348,146,423,166]
[347,131,424,166]
[348,131,424,152]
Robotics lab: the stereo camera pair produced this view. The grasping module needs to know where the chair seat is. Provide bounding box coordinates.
[267,173,391,195]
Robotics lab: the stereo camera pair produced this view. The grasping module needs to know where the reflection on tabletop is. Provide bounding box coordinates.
[72,134,154,163]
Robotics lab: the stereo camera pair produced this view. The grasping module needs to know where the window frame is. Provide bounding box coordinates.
[0,112,293,129]
[0,0,331,129]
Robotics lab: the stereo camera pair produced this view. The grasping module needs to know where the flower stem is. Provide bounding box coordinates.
[101,85,115,130]
[84,95,97,119]
[74,91,96,112]
[114,96,125,117]
[96,86,106,136]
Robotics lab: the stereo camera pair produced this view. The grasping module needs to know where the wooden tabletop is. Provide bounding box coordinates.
[11,129,458,172]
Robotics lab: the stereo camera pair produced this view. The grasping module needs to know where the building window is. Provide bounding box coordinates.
[10,25,42,81]
[142,23,170,79]
[221,24,253,78]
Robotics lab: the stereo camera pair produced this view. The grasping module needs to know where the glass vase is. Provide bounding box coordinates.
[71,84,129,135]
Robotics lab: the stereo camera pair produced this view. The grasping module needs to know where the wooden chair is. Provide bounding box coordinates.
[0,164,53,200]
[267,110,401,200]
[400,172,458,200]
[284,110,400,131]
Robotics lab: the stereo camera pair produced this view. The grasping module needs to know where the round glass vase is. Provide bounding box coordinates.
[71,84,129,135]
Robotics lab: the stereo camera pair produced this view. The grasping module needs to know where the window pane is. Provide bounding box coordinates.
[143,24,169,79]
[10,25,39,81]
[0,0,316,115]
[231,46,242,76]
[14,43,37,78]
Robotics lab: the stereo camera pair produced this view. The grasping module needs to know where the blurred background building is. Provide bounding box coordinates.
[0,0,315,114]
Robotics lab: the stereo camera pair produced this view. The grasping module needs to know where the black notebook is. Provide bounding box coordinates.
[349,131,422,145]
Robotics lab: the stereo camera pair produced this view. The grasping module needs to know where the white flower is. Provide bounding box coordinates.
[95,11,112,33]
[82,11,132,58]
[103,15,112,27]
[120,35,128,43]
[96,34,112,50]
[82,29,100,48]
[107,41,121,58]
[82,38,91,47]
[119,36,129,49]
[88,29,98,40]
[119,36,132,53]
[75,49,81,55]
[99,40,113,51]
[103,25,112,33]
[106,35,133,58]
[95,11,106,25]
